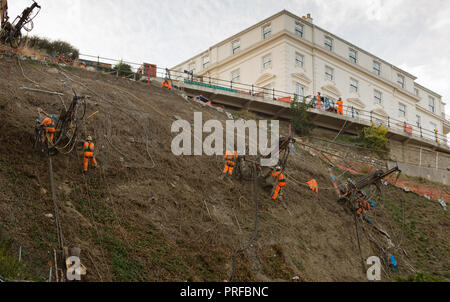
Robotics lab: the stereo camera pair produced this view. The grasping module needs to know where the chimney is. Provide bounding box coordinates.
[304,13,313,23]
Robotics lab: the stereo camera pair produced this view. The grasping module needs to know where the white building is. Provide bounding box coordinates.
[172,10,449,143]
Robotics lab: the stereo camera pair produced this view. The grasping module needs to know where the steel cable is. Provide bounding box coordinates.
[230,163,259,281]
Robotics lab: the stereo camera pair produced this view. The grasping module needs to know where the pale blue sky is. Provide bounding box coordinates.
[10,0,450,115]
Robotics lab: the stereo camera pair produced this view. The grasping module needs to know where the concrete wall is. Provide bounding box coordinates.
[386,140,450,184]
[389,141,450,168]
[308,129,450,185]
[387,161,449,185]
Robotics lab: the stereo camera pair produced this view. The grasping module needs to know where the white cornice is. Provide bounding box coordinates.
[321,84,341,98]
[291,72,312,84]
[255,73,276,86]
[372,107,388,117]
[346,98,366,108]
[416,105,445,122]
[413,82,442,98]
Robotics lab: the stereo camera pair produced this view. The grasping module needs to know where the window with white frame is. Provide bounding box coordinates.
[262,55,272,69]
[399,103,406,117]
[202,56,209,70]
[232,40,240,55]
[295,52,304,67]
[262,24,271,40]
[414,88,419,97]
[324,36,333,51]
[231,69,240,82]
[374,90,382,104]
[349,49,357,63]
[295,83,304,99]
[397,74,405,88]
[350,78,358,93]
[325,66,333,80]
[428,96,435,113]
[295,22,303,38]
[416,115,421,128]
[373,61,381,76]
[188,62,196,74]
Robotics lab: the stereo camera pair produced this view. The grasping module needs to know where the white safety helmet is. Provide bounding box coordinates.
[87,135,92,141]
[275,166,281,171]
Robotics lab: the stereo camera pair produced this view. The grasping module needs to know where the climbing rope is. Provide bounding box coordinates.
[80,161,111,278]
[332,119,348,142]
[47,154,64,250]
[353,213,366,273]
[104,113,156,168]
[58,69,156,169]
[230,163,259,281]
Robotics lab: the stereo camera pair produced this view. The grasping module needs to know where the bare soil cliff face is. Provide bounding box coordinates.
[0,57,448,281]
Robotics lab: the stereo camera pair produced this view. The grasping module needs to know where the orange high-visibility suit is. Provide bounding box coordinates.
[306,179,318,193]
[316,93,322,109]
[435,129,440,144]
[223,150,238,176]
[272,171,286,200]
[356,199,371,216]
[83,140,98,172]
[161,80,172,90]
[40,117,56,143]
[336,99,343,115]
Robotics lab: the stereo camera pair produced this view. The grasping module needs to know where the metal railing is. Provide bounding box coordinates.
[8,50,447,148]
[76,53,450,148]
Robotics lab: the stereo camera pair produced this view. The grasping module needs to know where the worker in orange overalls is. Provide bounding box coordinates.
[40,114,57,143]
[272,166,286,200]
[221,149,238,178]
[356,198,374,223]
[336,97,343,115]
[316,92,322,109]
[82,136,98,173]
[161,77,172,90]
[306,179,318,193]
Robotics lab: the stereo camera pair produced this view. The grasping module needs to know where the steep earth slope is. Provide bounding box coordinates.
[0,57,448,281]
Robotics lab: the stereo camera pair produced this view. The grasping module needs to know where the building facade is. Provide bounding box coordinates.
[172,10,449,139]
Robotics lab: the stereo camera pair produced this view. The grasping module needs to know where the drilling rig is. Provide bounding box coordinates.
[0,0,41,48]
